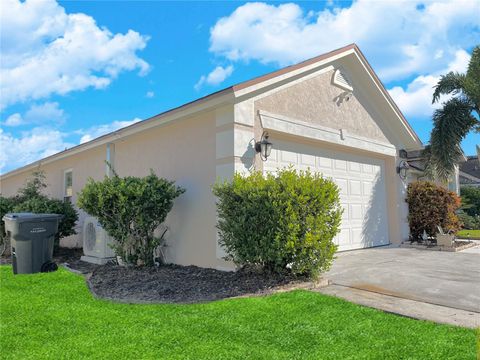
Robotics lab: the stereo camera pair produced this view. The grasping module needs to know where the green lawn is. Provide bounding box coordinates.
[0,266,477,359]
[457,229,480,239]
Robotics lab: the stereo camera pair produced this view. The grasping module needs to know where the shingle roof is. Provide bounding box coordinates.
[460,156,480,183]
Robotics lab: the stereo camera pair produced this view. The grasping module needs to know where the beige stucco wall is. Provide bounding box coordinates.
[254,69,390,144]
[0,147,106,247]
[0,111,222,267]
[113,111,220,268]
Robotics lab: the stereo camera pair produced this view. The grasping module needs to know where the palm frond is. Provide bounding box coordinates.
[465,45,480,111]
[428,98,478,181]
[432,72,466,104]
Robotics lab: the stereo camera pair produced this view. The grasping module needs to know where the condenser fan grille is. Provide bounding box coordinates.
[85,222,97,251]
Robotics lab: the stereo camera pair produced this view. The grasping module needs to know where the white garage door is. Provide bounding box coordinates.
[264,139,389,251]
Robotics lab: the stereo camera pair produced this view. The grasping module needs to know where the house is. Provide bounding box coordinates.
[0,44,425,270]
[459,155,480,187]
[401,149,462,194]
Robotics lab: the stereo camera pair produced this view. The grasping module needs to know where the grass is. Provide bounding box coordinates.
[0,266,477,359]
[457,229,480,239]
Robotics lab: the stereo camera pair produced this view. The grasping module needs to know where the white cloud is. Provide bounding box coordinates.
[2,102,66,127]
[0,0,150,109]
[195,65,234,90]
[4,113,23,127]
[146,91,155,98]
[388,50,471,118]
[209,1,479,82]
[77,118,141,144]
[0,117,143,174]
[0,127,74,174]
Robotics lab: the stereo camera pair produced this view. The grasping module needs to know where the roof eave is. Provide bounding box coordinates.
[0,88,235,181]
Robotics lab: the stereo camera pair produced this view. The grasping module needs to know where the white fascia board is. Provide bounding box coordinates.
[233,49,355,98]
[259,110,397,157]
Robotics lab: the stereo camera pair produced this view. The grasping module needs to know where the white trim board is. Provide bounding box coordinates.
[258,110,397,157]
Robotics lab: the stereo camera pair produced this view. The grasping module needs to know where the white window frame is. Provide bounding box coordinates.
[63,168,73,202]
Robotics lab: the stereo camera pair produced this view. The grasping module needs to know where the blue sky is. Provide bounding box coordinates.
[1,0,479,174]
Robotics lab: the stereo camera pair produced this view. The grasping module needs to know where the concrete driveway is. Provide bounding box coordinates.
[323,246,480,313]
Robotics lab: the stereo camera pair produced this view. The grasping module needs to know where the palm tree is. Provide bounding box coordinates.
[424,45,480,182]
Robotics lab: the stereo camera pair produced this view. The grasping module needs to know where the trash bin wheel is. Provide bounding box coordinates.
[41,261,58,273]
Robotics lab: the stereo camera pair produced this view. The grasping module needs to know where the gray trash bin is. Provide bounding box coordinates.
[2,213,63,274]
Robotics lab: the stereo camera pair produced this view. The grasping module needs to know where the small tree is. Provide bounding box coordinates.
[406,181,461,241]
[213,168,342,278]
[77,171,185,266]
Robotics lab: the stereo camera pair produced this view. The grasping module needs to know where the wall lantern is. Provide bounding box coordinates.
[255,131,273,161]
[397,160,410,180]
[398,149,408,159]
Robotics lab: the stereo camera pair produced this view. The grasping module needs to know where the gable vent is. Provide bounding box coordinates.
[333,69,353,91]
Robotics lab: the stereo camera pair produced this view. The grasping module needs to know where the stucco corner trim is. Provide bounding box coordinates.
[258,110,397,157]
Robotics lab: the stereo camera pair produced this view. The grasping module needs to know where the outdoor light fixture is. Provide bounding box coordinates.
[255,131,273,161]
[397,160,410,180]
[398,149,408,159]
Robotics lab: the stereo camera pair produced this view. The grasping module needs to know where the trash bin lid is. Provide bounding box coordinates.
[2,213,63,222]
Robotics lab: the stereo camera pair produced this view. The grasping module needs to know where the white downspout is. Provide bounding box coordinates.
[106,143,115,177]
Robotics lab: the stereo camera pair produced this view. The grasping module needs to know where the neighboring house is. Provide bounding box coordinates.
[459,155,480,187]
[0,44,426,270]
[402,149,462,194]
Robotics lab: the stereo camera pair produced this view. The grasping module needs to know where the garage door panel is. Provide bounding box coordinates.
[265,139,389,251]
[362,181,373,196]
[280,150,297,164]
[336,229,350,246]
[334,159,347,171]
[300,154,316,167]
[318,156,333,169]
[348,162,361,172]
[336,178,349,196]
[362,164,373,173]
[349,180,362,196]
[350,204,363,221]
[351,228,363,244]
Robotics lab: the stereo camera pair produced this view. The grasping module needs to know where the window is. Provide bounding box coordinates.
[64,169,73,202]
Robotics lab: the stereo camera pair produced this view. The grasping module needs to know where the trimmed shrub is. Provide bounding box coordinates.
[406,181,461,240]
[1,171,78,253]
[212,168,342,278]
[77,171,185,266]
[457,211,480,230]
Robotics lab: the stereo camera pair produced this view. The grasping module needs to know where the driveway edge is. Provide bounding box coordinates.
[317,284,479,329]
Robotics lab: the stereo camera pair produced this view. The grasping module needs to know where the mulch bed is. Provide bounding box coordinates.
[2,246,322,304]
[87,264,311,304]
